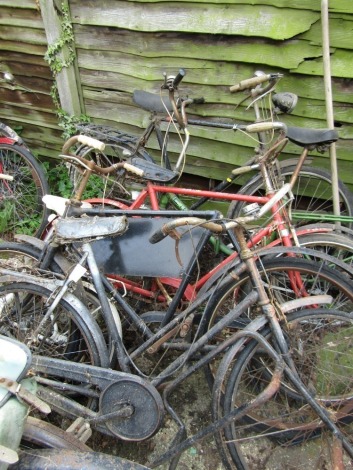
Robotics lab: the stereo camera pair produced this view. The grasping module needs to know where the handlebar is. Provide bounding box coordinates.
[149,183,291,244]
[162,68,186,91]
[61,135,144,177]
[230,72,283,93]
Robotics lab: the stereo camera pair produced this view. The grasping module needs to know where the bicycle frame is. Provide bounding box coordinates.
[5,219,353,468]
[71,144,328,304]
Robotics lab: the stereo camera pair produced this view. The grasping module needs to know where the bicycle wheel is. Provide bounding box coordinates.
[201,258,353,388]
[0,143,49,240]
[227,165,353,228]
[0,282,109,368]
[214,308,353,469]
[15,449,150,470]
[297,232,353,276]
[22,417,91,450]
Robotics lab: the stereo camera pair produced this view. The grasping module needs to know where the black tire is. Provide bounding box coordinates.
[14,449,149,470]
[296,232,353,277]
[227,165,353,229]
[0,143,49,240]
[215,308,353,469]
[22,417,91,450]
[201,258,353,389]
[0,282,109,368]
[0,244,117,366]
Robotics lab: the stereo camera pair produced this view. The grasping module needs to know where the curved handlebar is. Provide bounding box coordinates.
[149,217,225,244]
[149,183,292,244]
[60,135,144,177]
[230,73,282,93]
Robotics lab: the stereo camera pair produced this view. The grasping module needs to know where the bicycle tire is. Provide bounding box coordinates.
[227,165,353,229]
[0,242,119,366]
[14,449,150,470]
[201,258,353,389]
[0,142,49,240]
[215,308,353,469]
[22,416,91,451]
[296,232,353,276]
[0,282,109,368]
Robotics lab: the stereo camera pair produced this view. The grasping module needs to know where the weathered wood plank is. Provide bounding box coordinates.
[74,26,324,70]
[70,1,320,39]
[0,0,38,8]
[2,0,353,15]
[299,18,353,49]
[0,6,43,29]
[0,40,46,56]
[292,49,353,78]
[0,86,54,111]
[104,0,353,14]
[0,25,47,45]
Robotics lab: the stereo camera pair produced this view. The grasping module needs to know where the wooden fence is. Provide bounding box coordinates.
[0,0,352,190]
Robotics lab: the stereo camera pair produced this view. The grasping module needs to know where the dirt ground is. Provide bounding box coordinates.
[87,369,224,469]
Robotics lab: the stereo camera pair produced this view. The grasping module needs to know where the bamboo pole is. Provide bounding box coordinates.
[321,0,341,226]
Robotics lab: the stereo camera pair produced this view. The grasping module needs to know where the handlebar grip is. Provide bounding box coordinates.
[245,122,286,133]
[231,165,256,176]
[230,74,272,93]
[172,69,186,88]
[149,228,168,244]
[77,135,106,152]
[0,174,14,181]
[122,162,144,177]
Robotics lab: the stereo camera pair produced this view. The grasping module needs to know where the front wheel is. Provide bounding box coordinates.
[0,282,109,368]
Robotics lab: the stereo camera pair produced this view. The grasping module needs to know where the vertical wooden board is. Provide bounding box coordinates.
[39,0,83,115]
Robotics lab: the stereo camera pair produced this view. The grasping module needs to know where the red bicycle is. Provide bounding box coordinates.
[0,122,49,240]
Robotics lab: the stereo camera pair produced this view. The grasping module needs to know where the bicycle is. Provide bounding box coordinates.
[0,334,149,470]
[0,121,49,241]
[37,118,353,308]
[1,191,353,468]
[73,69,353,228]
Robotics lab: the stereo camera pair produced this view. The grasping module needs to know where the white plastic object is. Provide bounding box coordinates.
[0,335,30,403]
[123,162,144,177]
[42,195,92,216]
[77,135,105,152]
[257,183,291,218]
[0,174,14,181]
[245,121,286,133]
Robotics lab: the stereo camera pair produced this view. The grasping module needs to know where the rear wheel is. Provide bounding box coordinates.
[0,143,49,240]
[228,165,353,229]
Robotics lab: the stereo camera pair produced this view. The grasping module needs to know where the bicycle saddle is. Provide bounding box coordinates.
[53,216,128,243]
[133,90,174,113]
[286,126,338,147]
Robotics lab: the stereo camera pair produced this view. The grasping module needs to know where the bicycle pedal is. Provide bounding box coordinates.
[66,417,92,443]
